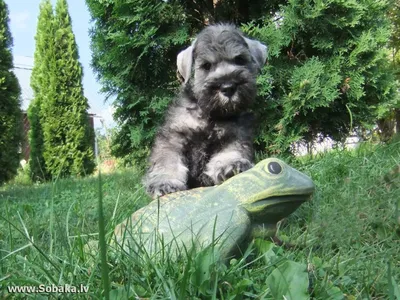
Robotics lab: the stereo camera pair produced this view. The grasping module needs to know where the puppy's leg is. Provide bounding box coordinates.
[201,113,255,186]
[145,132,188,198]
[202,142,253,185]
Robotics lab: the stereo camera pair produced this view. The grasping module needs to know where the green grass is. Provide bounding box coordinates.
[0,140,399,299]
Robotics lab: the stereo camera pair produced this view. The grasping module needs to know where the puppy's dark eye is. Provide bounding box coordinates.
[201,62,211,71]
[234,55,247,65]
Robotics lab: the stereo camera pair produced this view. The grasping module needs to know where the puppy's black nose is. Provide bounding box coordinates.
[220,83,236,97]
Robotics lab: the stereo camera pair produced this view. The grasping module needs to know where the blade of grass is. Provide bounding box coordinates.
[5,200,13,251]
[0,243,32,261]
[98,170,110,299]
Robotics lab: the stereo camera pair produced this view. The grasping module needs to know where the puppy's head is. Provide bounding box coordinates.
[177,24,267,116]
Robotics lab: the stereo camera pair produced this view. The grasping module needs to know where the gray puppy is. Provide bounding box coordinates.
[145,24,267,198]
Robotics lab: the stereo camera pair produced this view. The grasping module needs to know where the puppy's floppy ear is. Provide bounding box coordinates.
[177,41,195,83]
[244,37,268,72]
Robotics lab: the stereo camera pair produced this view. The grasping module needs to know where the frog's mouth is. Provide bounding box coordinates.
[247,194,312,223]
[253,194,311,207]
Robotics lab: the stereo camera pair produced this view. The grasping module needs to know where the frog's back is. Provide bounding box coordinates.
[114,185,249,257]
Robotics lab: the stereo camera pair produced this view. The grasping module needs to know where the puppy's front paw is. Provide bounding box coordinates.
[210,159,253,185]
[147,179,187,198]
[199,172,214,186]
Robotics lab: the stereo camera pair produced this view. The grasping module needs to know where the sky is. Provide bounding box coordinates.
[6,0,115,130]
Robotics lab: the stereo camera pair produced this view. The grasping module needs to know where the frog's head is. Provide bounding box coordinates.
[229,158,315,223]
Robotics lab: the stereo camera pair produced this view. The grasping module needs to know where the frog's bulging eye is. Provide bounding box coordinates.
[268,162,282,174]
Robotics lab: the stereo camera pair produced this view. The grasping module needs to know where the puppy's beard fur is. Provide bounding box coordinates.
[192,74,257,116]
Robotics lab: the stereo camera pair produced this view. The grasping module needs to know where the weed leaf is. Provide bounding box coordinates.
[266,260,309,300]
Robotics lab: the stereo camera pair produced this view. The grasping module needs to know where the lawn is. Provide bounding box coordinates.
[0,140,399,299]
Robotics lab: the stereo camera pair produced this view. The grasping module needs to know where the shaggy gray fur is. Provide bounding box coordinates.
[145,24,267,198]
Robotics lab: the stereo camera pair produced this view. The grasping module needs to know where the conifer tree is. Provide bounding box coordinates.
[244,0,399,153]
[41,0,94,177]
[0,0,22,185]
[28,0,53,181]
[388,0,400,133]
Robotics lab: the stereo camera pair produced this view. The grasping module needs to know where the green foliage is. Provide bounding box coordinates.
[27,100,48,181]
[36,0,95,178]
[94,128,112,161]
[0,0,22,185]
[28,0,53,181]
[266,260,309,299]
[388,0,400,134]
[389,0,400,65]
[243,0,399,154]
[86,0,187,166]
[10,165,32,186]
